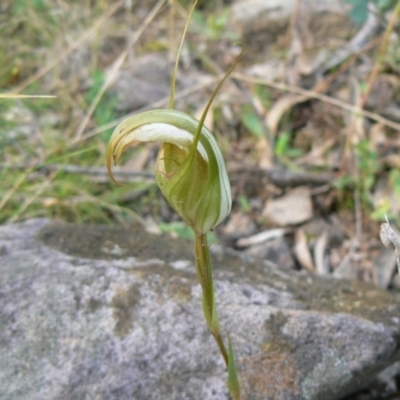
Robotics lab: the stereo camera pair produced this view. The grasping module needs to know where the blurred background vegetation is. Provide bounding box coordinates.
[1,0,157,225]
[0,0,400,249]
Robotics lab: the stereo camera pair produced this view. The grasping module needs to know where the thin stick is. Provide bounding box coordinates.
[232,73,400,132]
[0,94,56,99]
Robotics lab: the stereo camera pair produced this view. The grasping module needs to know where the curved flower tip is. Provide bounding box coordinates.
[107,109,231,235]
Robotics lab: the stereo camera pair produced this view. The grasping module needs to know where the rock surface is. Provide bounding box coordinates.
[1,219,400,400]
[109,53,170,111]
[229,0,354,39]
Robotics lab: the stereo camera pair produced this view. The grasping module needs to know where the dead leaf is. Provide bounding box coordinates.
[262,186,313,226]
[223,212,256,237]
[237,228,288,248]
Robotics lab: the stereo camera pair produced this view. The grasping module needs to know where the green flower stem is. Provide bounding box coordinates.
[194,234,240,399]
[194,234,228,363]
[195,234,229,358]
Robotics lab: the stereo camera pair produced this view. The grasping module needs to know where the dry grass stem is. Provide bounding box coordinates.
[232,73,400,132]
[13,0,125,94]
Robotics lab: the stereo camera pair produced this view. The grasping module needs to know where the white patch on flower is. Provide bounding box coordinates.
[133,123,209,162]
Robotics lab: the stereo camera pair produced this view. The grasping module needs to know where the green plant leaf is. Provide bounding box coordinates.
[275,131,302,159]
[390,169,400,198]
[241,104,264,137]
[370,201,391,220]
[85,69,117,142]
[333,174,355,190]
[238,195,251,213]
[275,131,290,156]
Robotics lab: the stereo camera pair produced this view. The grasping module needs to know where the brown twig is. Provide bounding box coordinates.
[0,163,155,183]
[232,73,400,132]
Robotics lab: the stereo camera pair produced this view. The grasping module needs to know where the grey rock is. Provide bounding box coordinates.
[244,237,296,271]
[229,0,354,39]
[110,53,171,111]
[1,219,400,400]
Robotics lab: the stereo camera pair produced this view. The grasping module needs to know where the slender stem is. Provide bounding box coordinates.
[194,234,214,317]
[194,234,229,366]
[211,329,229,366]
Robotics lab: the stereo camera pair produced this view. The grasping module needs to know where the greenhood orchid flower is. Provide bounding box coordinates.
[107,108,231,235]
[107,2,242,398]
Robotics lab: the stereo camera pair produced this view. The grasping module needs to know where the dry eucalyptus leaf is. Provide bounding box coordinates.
[262,186,313,226]
[237,228,287,248]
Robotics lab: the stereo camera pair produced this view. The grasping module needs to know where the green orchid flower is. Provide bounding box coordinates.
[107,109,231,235]
[107,1,242,398]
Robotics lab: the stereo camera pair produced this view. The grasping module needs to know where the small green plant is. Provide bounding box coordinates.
[241,104,264,138]
[193,8,235,41]
[373,168,400,220]
[356,139,379,204]
[238,195,251,213]
[107,1,241,398]
[334,139,379,210]
[275,131,303,161]
[390,168,400,198]
[85,69,117,142]
[11,0,47,15]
